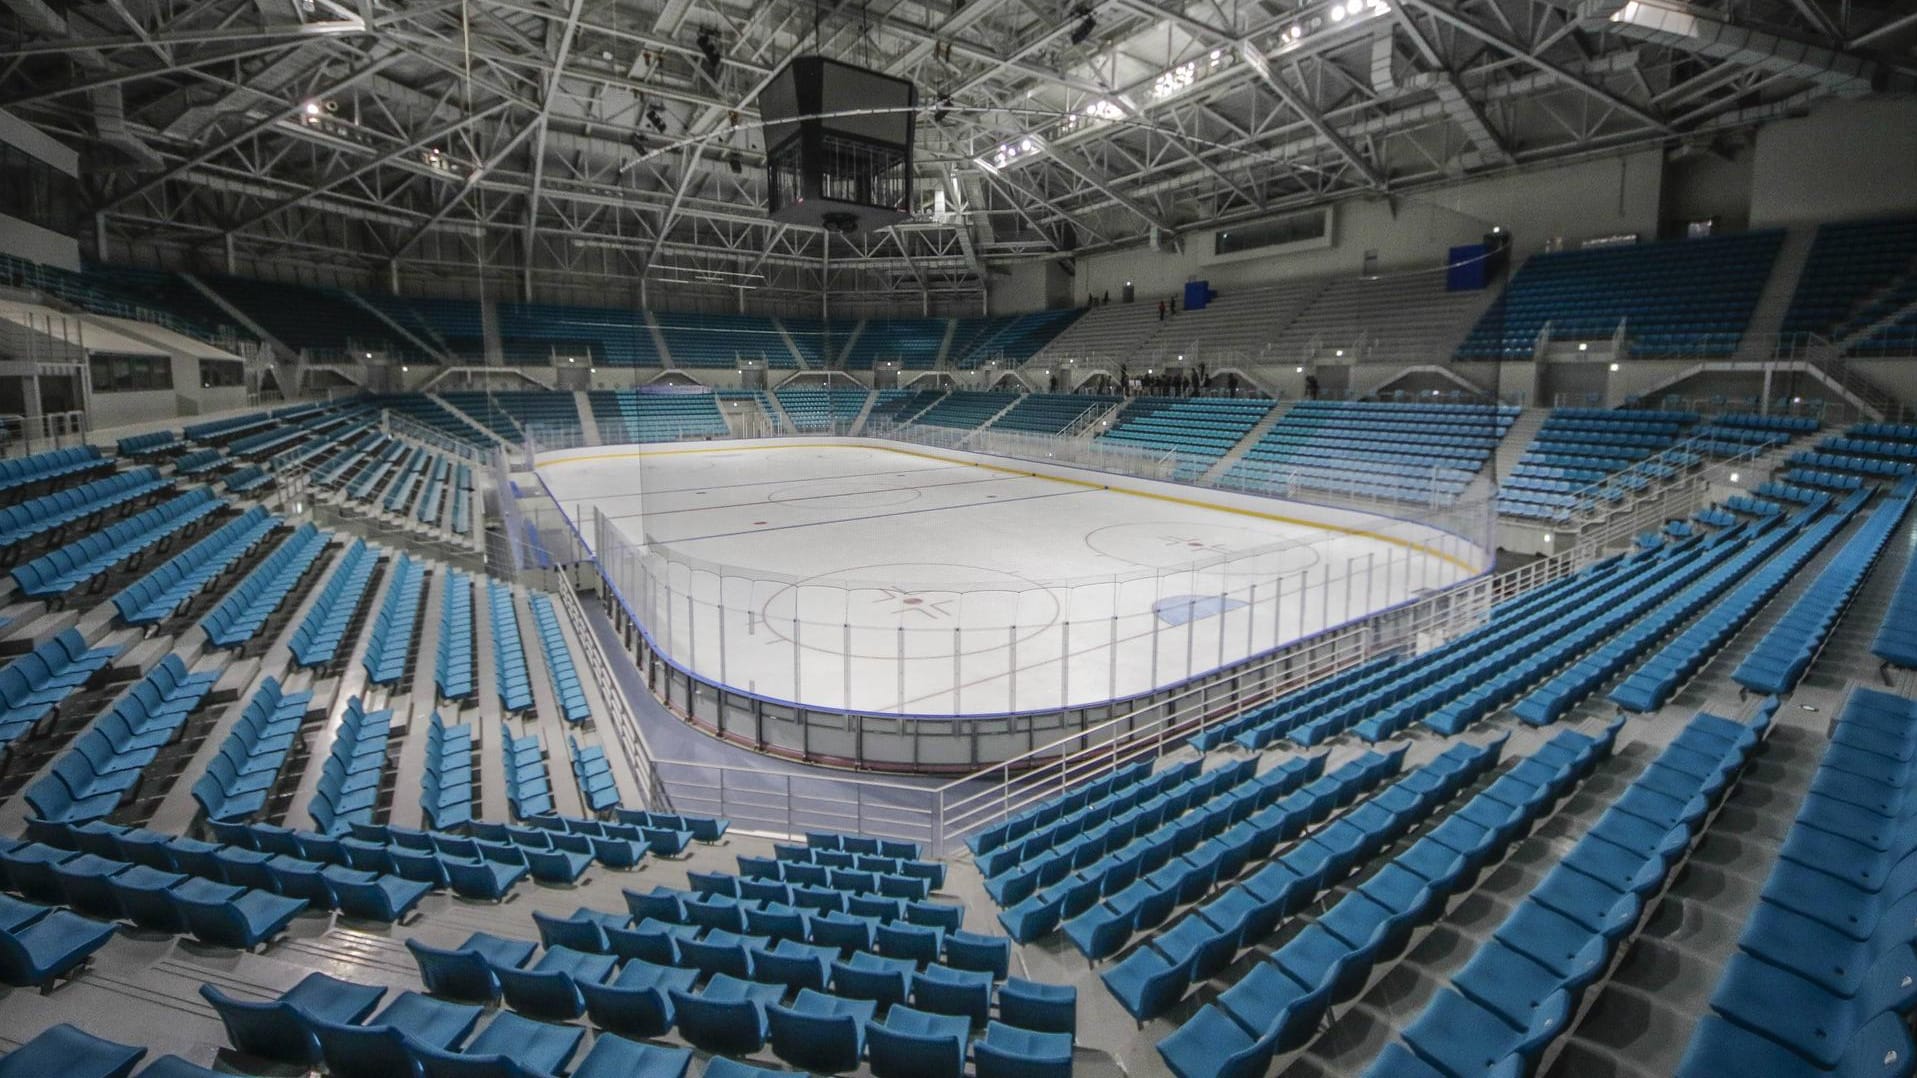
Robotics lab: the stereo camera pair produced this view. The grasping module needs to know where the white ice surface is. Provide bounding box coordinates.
[537,443,1471,715]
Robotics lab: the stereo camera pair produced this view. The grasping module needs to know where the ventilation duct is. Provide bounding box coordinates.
[1587,0,1874,96]
[91,86,163,170]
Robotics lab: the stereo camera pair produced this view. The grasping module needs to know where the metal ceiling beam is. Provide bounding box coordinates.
[1241,46,1387,189]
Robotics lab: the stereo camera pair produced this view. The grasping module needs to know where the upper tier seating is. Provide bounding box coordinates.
[376,394,496,448]
[1095,397,1275,480]
[845,319,948,369]
[203,276,429,360]
[1224,400,1514,503]
[910,391,1017,431]
[1456,231,1783,359]
[588,390,727,443]
[80,262,245,340]
[655,312,796,369]
[1782,216,1917,341]
[497,302,659,366]
[947,310,1085,368]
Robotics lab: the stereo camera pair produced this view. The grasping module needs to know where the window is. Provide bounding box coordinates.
[89,353,173,392]
[0,144,79,237]
[200,358,244,388]
[1214,208,1329,256]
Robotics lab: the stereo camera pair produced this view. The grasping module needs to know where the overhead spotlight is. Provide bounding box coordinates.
[1069,4,1096,45]
[1330,3,1346,18]
[726,149,743,174]
[646,103,669,134]
[303,101,322,117]
[932,94,952,124]
[630,130,649,151]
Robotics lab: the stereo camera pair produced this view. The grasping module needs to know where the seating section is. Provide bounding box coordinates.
[436,571,476,701]
[1095,397,1275,480]
[588,390,728,443]
[1610,489,1862,712]
[191,678,313,822]
[1497,408,1698,520]
[25,656,219,822]
[290,539,379,668]
[0,467,172,552]
[112,507,277,626]
[0,894,118,989]
[1675,688,1917,1078]
[1158,722,1619,1078]
[774,387,870,431]
[530,594,591,723]
[492,581,535,713]
[1873,528,1917,670]
[1225,400,1515,503]
[360,293,484,355]
[203,275,429,361]
[1456,230,1783,359]
[655,312,796,368]
[569,737,619,813]
[362,554,426,685]
[948,309,1084,368]
[10,489,225,599]
[910,391,1018,431]
[0,630,121,760]
[481,390,586,443]
[309,698,394,835]
[498,302,659,366]
[1781,216,1917,340]
[502,720,555,818]
[866,389,944,427]
[423,712,475,829]
[987,393,1117,435]
[1690,411,1818,458]
[0,447,111,500]
[1732,478,1913,695]
[844,319,948,369]
[199,523,329,649]
[1367,703,1771,1076]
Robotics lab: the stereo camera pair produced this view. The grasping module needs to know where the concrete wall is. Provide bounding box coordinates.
[1661,143,1754,236]
[1067,150,1666,307]
[1749,98,1917,228]
[85,354,251,429]
[0,109,80,272]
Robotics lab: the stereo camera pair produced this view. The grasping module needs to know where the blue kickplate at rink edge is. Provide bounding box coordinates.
[1154,595,1248,626]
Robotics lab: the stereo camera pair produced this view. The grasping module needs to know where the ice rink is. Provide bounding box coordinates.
[537,441,1479,716]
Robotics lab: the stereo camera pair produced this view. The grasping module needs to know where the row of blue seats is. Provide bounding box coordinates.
[531,593,590,723]
[1790,449,1916,479]
[1610,492,1859,712]
[1516,515,1797,726]
[1874,532,1917,670]
[200,523,328,648]
[184,413,271,442]
[976,759,1194,883]
[16,819,433,927]
[11,488,224,599]
[1192,656,1396,752]
[190,678,312,822]
[1677,688,1917,1076]
[0,891,116,989]
[343,440,406,498]
[226,424,304,458]
[223,465,269,494]
[380,448,433,514]
[570,737,618,812]
[758,842,942,890]
[1105,740,1499,1026]
[0,445,110,497]
[0,466,171,550]
[212,813,648,875]
[2,839,307,951]
[491,580,535,712]
[1786,467,1870,492]
[965,758,1153,857]
[362,554,425,684]
[112,507,276,625]
[996,753,1401,946]
[1819,434,1917,461]
[310,698,393,835]
[423,712,474,829]
[683,861,945,915]
[289,538,378,667]
[983,759,1236,905]
[1059,755,1373,962]
[1734,479,1914,694]
[1369,703,1770,1076]
[503,719,555,818]
[172,447,223,476]
[437,571,475,700]
[1158,724,1615,1078]
[25,656,218,822]
[116,429,183,455]
[0,629,121,758]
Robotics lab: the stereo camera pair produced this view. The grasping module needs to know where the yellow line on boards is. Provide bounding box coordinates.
[537,440,1481,573]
